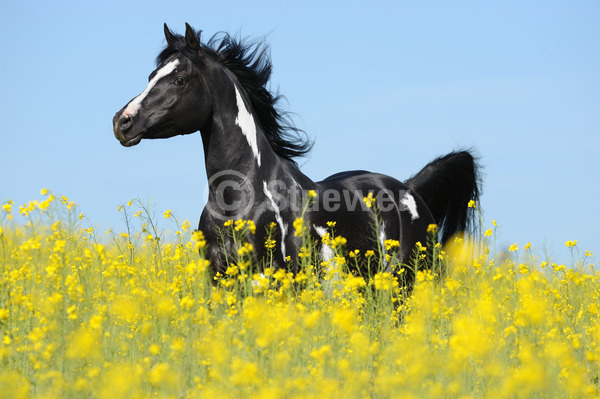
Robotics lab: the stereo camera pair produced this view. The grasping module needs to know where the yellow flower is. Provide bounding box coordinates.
[365,250,375,258]
[519,263,529,274]
[225,264,239,276]
[66,328,100,359]
[224,219,233,227]
[298,246,310,258]
[384,239,400,251]
[164,209,172,219]
[53,240,66,253]
[508,243,518,252]
[321,232,331,246]
[192,230,206,249]
[230,358,260,386]
[40,188,48,195]
[293,217,304,237]
[415,241,427,252]
[308,190,317,198]
[148,362,177,387]
[346,275,366,289]
[565,240,577,248]
[331,236,347,248]
[246,220,256,234]
[170,338,185,355]
[332,310,355,334]
[149,344,161,356]
[427,224,438,234]
[467,200,476,208]
[363,192,375,208]
[234,219,246,231]
[484,228,493,237]
[304,310,321,329]
[1,201,13,213]
[553,263,566,272]
[524,242,532,249]
[373,272,398,291]
[333,255,346,266]
[237,242,254,256]
[309,344,332,362]
[326,221,336,228]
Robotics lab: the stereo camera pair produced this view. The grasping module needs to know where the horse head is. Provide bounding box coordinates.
[113,24,213,147]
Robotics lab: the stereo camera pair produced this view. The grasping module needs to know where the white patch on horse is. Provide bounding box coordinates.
[314,224,337,297]
[263,181,286,261]
[123,59,180,117]
[380,222,398,273]
[314,225,333,261]
[401,192,420,221]
[378,221,388,265]
[251,273,266,289]
[235,86,261,167]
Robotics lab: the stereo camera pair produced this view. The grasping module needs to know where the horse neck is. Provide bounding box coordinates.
[201,77,307,186]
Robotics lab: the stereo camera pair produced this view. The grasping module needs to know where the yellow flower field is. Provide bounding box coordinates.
[0,192,599,398]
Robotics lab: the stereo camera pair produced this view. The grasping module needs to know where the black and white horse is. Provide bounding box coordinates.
[113,24,480,282]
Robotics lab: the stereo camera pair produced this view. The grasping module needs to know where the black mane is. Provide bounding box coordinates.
[157,28,312,166]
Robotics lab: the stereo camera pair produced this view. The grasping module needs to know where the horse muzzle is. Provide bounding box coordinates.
[113,112,143,147]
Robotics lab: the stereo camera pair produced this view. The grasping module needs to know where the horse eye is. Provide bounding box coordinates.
[174,77,187,87]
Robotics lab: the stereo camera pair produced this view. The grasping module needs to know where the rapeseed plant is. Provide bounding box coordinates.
[0,191,598,398]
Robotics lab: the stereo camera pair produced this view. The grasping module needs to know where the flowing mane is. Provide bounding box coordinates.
[157,28,312,166]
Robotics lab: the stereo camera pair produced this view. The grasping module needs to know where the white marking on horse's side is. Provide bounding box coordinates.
[251,273,266,290]
[314,224,336,297]
[235,86,261,167]
[123,59,180,117]
[380,222,397,272]
[379,222,386,261]
[314,225,333,261]
[263,181,286,261]
[401,192,420,221]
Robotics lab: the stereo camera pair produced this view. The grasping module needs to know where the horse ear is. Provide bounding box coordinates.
[184,23,201,52]
[164,23,177,45]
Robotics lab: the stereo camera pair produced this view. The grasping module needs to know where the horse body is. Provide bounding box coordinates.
[113,24,480,280]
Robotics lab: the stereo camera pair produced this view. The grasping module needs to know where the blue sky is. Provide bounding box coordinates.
[1,1,598,264]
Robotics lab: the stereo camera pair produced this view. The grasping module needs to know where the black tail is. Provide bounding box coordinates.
[405,150,481,245]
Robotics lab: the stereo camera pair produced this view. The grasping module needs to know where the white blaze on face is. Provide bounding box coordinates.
[235,86,261,167]
[401,192,420,221]
[263,181,286,261]
[123,59,180,117]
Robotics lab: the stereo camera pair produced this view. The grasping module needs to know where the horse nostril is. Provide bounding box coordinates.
[119,114,133,133]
